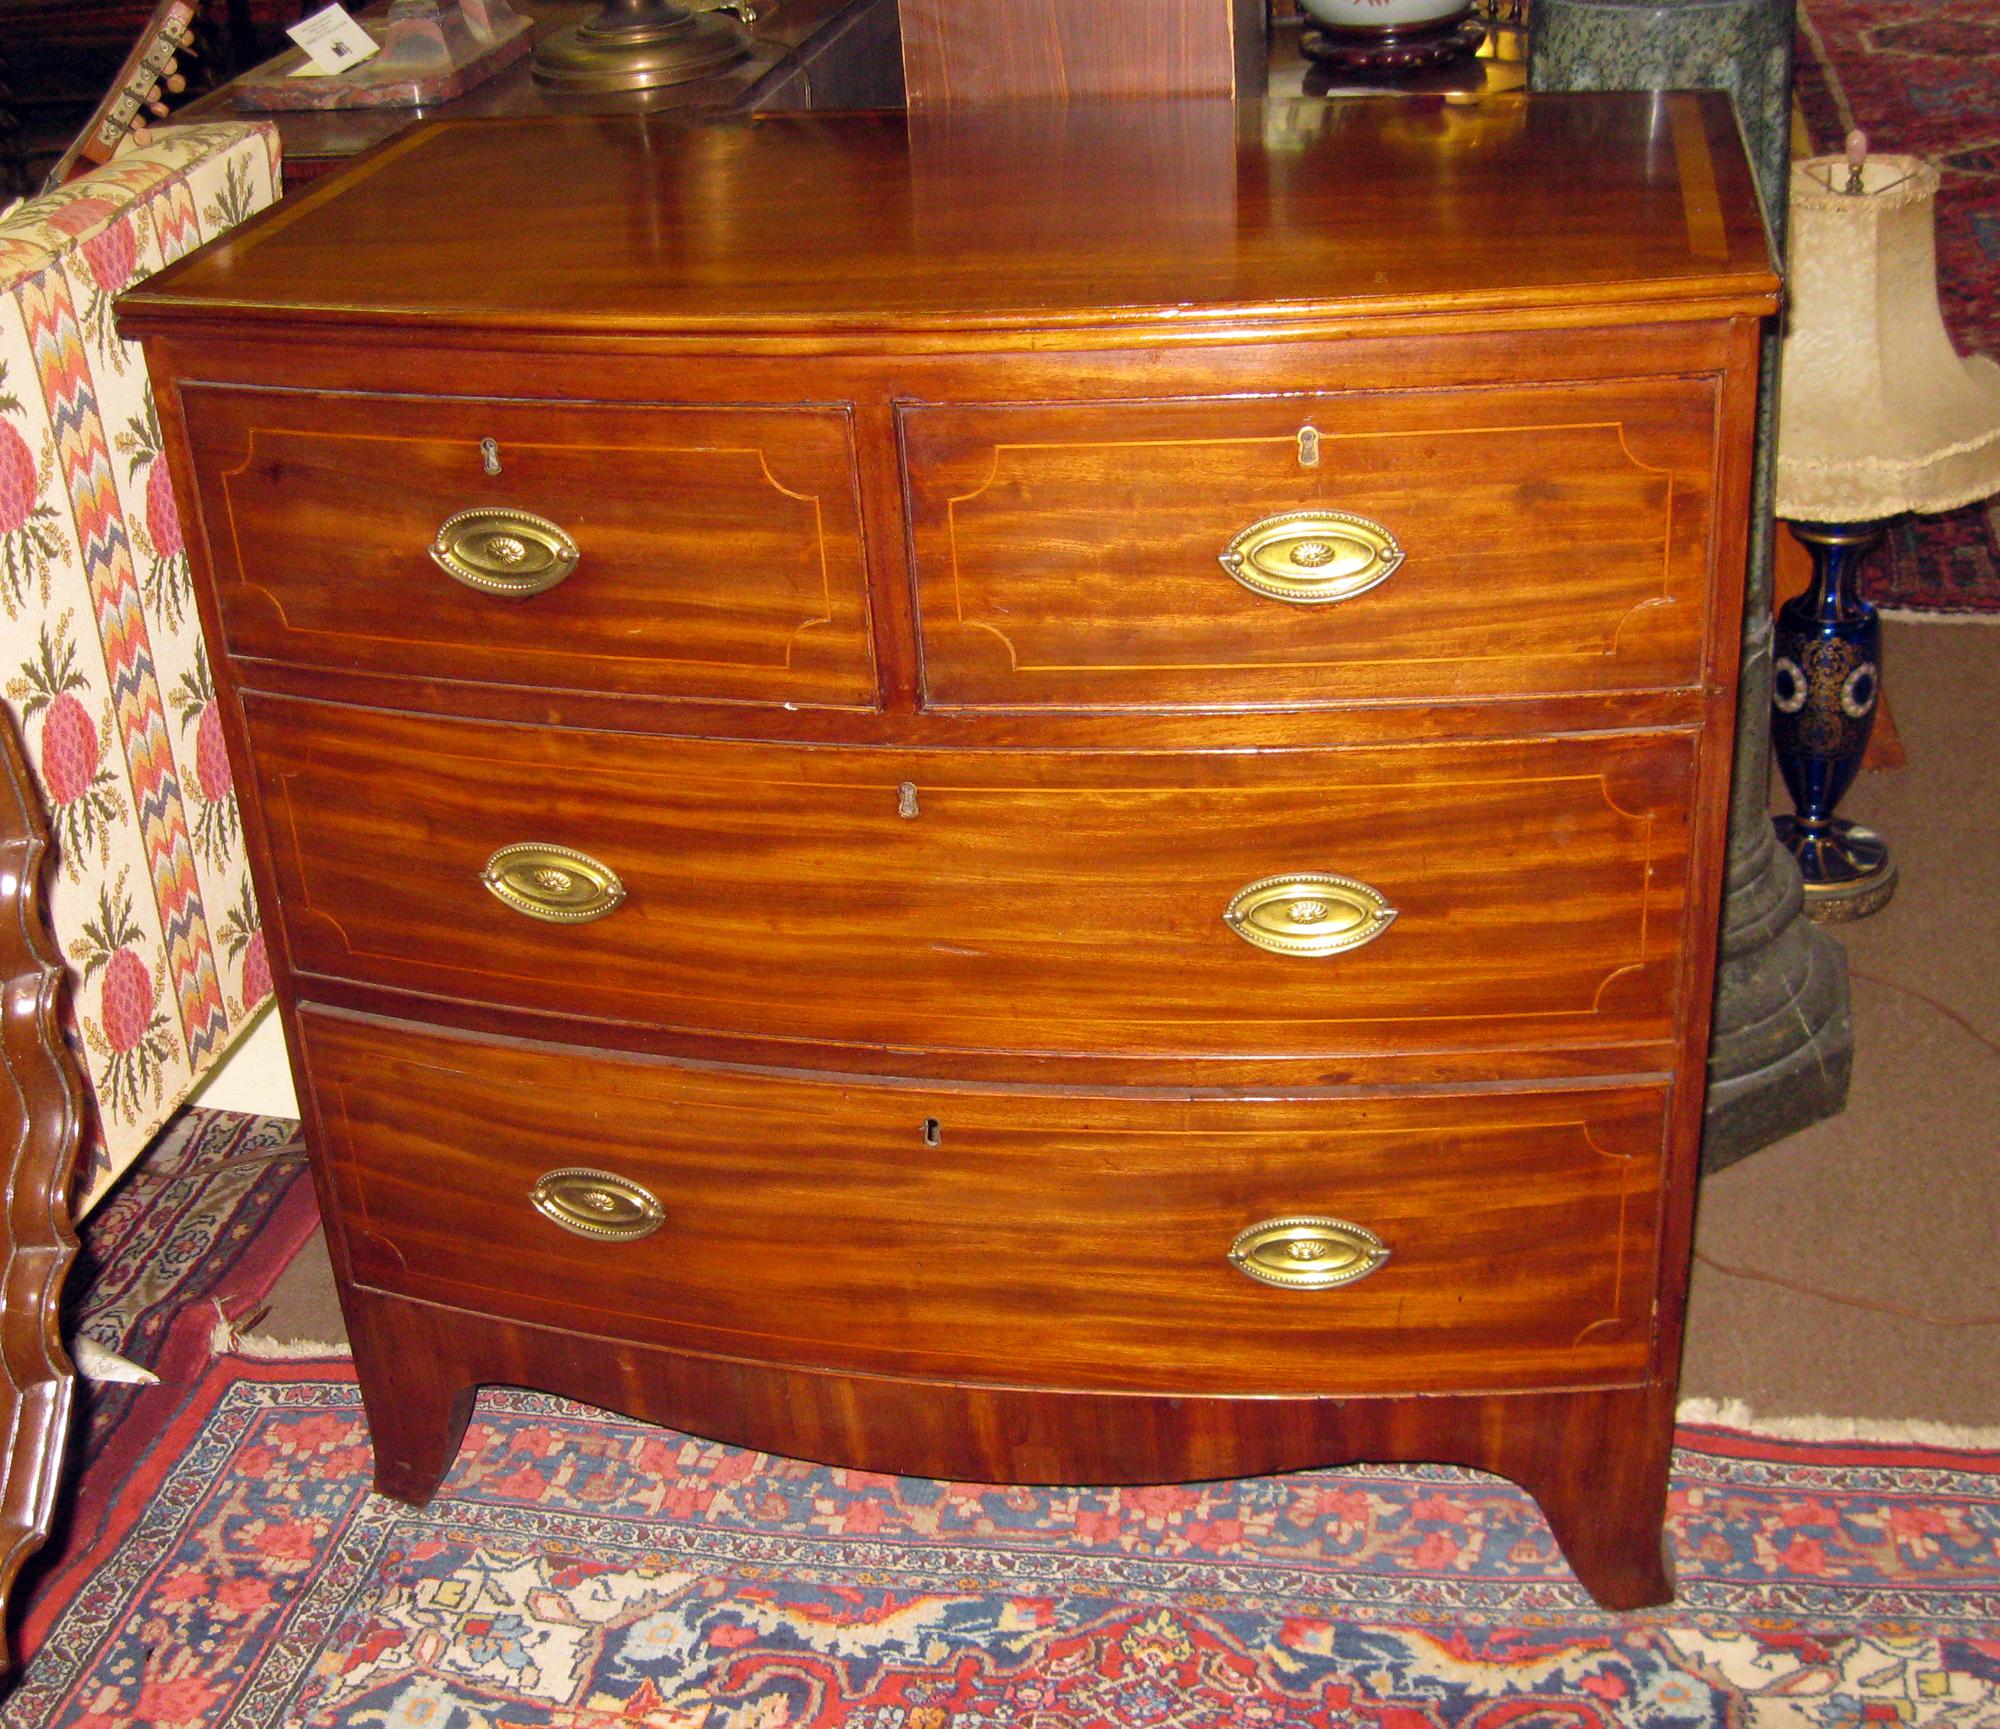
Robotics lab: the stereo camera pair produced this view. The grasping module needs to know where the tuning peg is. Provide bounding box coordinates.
[175,33,198,56]
[145,82,162,103]
[165,72,187,93]
[147,100,171,116]
[129,123,153,146]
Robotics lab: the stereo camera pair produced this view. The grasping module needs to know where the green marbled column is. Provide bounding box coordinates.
[1530,0,1854,1169]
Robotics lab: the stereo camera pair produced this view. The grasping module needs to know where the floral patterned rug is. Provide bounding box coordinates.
[6,1109,1998,1723]
[1796,0,2000,616]
[7,1361,1997,1727]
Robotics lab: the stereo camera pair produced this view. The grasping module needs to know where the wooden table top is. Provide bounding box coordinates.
[164,3,1528,178]
[124,93,1778,344]
[172,0,904,173]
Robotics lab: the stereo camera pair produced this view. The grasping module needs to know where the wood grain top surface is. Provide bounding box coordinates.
[121,93,1777,341]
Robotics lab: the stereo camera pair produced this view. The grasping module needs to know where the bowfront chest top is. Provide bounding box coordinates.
[121,95,1778,1610]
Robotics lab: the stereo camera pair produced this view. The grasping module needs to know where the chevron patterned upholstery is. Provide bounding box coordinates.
[0,123,280,1214]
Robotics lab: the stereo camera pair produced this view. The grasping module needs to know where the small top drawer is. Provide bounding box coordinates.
[903,377,1721,710]
[179,388,878,709]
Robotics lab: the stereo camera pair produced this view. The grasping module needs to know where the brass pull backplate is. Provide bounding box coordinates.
[1219,508,1402,604]
[431,506,578,597]
[530,1167,665,1241]
[1224,871,1397,958]
[1229,1216,1388,1290]
[482,842,626,924]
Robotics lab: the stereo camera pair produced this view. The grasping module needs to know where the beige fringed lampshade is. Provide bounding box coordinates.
[1776,153,2000,522]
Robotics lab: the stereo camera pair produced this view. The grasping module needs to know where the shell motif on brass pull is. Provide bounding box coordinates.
[1228,1216,1388,1290]
[431,506,578,597]
[530,1167,665,1242]
[481,842,626,924]
[1219,508,1403,605]
[1223,872,1397,958]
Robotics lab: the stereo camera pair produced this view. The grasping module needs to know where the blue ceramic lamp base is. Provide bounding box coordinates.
[1771,521,1897,922]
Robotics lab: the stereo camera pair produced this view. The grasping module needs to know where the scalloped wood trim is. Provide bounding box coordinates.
[0,713,87,1669]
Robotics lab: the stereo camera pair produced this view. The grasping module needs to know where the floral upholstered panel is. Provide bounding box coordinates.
[0,125,281,1214]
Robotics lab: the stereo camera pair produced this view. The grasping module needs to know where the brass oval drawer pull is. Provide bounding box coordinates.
[431,506,579,597]
[1223,871,1397,958]
[1219,508,1403,604]
[481,842,626,924]
[530,1167,665,1241]
[1229,1216,1388,1290]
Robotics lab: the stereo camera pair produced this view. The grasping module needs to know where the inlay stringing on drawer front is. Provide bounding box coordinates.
[305,1007,1666,1400]
[903,378,1720,710]
[181,386,879,709]
[244,695,1695,1073]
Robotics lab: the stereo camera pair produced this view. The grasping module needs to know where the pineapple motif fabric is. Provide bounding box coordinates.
[0,125,280,1214]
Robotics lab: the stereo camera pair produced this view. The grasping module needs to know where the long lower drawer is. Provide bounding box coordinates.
[247,697,1695,1070]
[303,1007,1667,1398]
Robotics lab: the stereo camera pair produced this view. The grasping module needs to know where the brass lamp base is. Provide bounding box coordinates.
[532,0,753,93]
[1773,815,1898,923]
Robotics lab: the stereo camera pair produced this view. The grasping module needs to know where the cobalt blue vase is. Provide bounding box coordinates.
[1770,521,1896,921]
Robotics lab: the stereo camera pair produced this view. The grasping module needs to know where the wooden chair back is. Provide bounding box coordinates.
[896,0,1264,106]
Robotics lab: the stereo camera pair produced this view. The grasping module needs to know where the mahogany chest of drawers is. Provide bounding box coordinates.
[122,95,1778,1609]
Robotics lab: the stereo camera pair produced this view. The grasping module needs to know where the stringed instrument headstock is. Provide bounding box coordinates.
[41,1,203,194]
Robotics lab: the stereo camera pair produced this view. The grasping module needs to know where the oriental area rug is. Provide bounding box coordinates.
[6,1363,1998,1726]
[1795,0,2000,616]
[60,1107,318,1457]
[4,1109,1998,1725]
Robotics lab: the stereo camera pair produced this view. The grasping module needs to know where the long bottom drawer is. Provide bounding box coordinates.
[303,1007,1669,1398]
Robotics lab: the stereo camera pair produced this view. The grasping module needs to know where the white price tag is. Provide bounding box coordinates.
[286,4,380,75]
